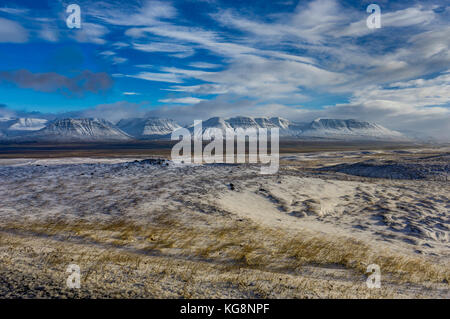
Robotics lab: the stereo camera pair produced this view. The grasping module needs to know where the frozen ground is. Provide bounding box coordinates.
[0,147,448,298]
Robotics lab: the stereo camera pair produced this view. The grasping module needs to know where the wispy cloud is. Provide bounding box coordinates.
[132,42,195,57]
[38,25,59,42]
[337,6,436,37]
[80,101,148,124]
[72,22,109,45]
[189,62,221,69]
[87,0,176,26]
[0,7,29,15]
[125,71,183,83]
[0,17,28,43]
[159,97,205,104]
[0,0,448,139]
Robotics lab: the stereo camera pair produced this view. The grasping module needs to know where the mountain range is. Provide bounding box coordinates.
[1,118,131,142]
[0,117,48,137]
[185,117,408,141]
[0,116,412,143]
[117,117,181,139]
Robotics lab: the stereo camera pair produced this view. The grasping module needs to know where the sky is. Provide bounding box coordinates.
[0,0,449,139]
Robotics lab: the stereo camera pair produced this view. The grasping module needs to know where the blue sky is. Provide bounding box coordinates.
[0,0,449,139]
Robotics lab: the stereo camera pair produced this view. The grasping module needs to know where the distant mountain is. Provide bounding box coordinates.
[298,118,408,141]
[8,118,48,135]
[15,118,132,142]
[0,116,411,143]
[188,116,294,139]
[185,116,408,141]
[0,117,48,137]
[266,117,290,129]
[117,117,181,138]
[190,117,234,140]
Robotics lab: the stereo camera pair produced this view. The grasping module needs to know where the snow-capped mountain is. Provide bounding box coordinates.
[0,116,410,142]
[299,119,408,140]
[227,116,260,129]
[0,117,48,137]
[8,118,48,132]
[17,118,132,142]
[226,116,290,130]
[185,116,408,141]
[188,116,293,139]
[190,117,234,140]
[267,117,290,129]
[117,117,181,138]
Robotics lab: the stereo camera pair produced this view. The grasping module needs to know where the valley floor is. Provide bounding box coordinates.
[0,147,448,298]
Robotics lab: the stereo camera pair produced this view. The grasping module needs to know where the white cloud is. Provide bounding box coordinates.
[150,70,450,140]
[132,42,195,57]
[112,42,130,48]
[81,101,147,124]
[159,55,343,101]
[38,26,58,42]
[87,0,176,26]
[0,7,29,15]
[189,62,222,69]
[100,50,115,56]
[73,23,109,45]
[159,97,205,104]
[112,57,128,64]
[337,6,436,37]
[3,0,447,139]
[209,1,447,92]
[349,73,450,111]
[317,72,450,140]
[126,72,183,83]
[125,23,261,59]
[79,0,450,139]
[0,17,28,43]
[98,50,127,64]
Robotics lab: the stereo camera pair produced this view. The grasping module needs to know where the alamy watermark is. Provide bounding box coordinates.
[366,264,381,288]
[367,4,381,29]
[64,3,380,30]
[171,120,279,174]
[66,264,81,289]
[66,4,81,29]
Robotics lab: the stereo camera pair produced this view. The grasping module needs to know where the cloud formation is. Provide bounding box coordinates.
[0,0,448,139]
[0,70,113,95]
[0,17,28,43]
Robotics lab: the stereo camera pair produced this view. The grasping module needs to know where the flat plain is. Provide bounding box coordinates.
[0,145,448,298]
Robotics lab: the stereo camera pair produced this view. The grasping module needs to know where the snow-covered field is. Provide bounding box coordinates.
[0,147,448,298]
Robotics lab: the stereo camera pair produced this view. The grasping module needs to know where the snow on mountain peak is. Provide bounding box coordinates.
[117,117,181,138]
[8,118,48,131]
[303,118,406,140]
[185,117,407,141]
[25,118,132,142]
[0,115,410,142]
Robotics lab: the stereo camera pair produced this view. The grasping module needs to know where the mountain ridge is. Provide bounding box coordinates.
[117,117,181,138]
[0,116,414,142]
[8,118,132,142]
[185,117,409,141]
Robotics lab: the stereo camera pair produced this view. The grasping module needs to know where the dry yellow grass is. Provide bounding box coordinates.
[0,149,448,298]
[1,210,448,293]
